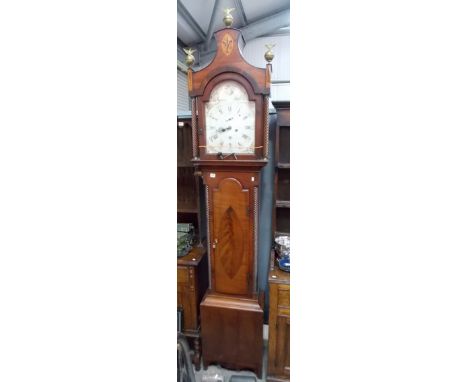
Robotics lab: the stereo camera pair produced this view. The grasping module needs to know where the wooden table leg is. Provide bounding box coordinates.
[193,336,201,371]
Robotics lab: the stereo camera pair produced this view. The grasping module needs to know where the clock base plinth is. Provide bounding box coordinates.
[200,291,264,379]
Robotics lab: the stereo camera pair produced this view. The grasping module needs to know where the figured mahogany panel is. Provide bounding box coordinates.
[218,206,244,278]
[212,177,251,295]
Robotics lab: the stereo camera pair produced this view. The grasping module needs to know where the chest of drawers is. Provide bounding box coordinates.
[267,250,290,381]
[177,246,208,370]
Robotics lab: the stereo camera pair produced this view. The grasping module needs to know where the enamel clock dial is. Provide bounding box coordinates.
[205,80,255,154]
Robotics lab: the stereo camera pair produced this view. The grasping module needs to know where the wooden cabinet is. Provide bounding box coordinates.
[177,114,205,243]
[268,101,290,381]
[267,250,290,381]
[177,113,208,370]
[177,246,209,370]
[188,19,269,378]
[272,101,290,237]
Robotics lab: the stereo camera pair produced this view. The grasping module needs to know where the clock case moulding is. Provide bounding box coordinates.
[189,27,271,167]
[187,25,272,379]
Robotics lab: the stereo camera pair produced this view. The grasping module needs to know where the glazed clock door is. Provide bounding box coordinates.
[205,80,256,155]
[211,177,252,296]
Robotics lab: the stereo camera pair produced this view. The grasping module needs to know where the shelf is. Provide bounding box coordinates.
[272,103,290,240]
[276,200,290,208]
[177,208,199,214]
[177,245,206,266]
[275,207,290,234]
[277,125,290,164]
[268,250,290,284]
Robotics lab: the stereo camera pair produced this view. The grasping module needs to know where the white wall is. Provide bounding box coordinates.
[177,68,190,113]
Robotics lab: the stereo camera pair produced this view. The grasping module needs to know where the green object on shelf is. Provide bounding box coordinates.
[177,223,194,233]
[177,224,194,257]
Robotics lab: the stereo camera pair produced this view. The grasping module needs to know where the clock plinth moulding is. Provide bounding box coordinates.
[186,10,274,378]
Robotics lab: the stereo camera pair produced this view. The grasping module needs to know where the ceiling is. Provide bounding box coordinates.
[177,0,289,66]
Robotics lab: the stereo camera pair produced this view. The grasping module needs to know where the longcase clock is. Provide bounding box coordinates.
[185,10,273,378]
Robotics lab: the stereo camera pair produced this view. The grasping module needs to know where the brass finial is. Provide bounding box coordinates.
[223,8,235,27]
[183,47,196,67]
[264,44,275,63]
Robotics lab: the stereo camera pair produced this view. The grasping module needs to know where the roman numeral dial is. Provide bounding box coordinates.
[205,80,255,154]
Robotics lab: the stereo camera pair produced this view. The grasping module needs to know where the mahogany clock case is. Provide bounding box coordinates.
[177,109,277,313]
[196,72,265,162]
[189,28,271,164]
[200,292,264,378]
[179,15,290,379]
[177,109,281,377]
[189,27,272,296]
[177,110,277,377]
[186,24,273,378]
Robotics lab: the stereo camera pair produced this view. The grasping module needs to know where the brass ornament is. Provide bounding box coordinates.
[223,8,235,27]
[183,47,196,67]
[264,44,275,63]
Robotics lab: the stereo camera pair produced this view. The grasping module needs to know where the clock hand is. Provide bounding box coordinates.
[216,126,233,133]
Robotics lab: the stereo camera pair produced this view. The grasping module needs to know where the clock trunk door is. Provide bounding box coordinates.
[211,177,252,296]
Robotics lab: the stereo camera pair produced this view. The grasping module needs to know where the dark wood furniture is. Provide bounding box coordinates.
[267,101,290,381]
[201,292,264,376]
[177,114,205,243]
[177,113,208,370]
[177,246,209,370]
[267,250,290,381]
[186,14,272,378]
[272,101,290,238]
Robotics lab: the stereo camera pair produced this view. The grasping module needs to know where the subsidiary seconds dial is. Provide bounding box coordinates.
[205,80,255,154]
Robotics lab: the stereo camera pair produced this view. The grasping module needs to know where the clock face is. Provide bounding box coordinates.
[205,80,255,154]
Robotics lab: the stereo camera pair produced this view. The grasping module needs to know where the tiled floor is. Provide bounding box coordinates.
[192,325,268,382]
